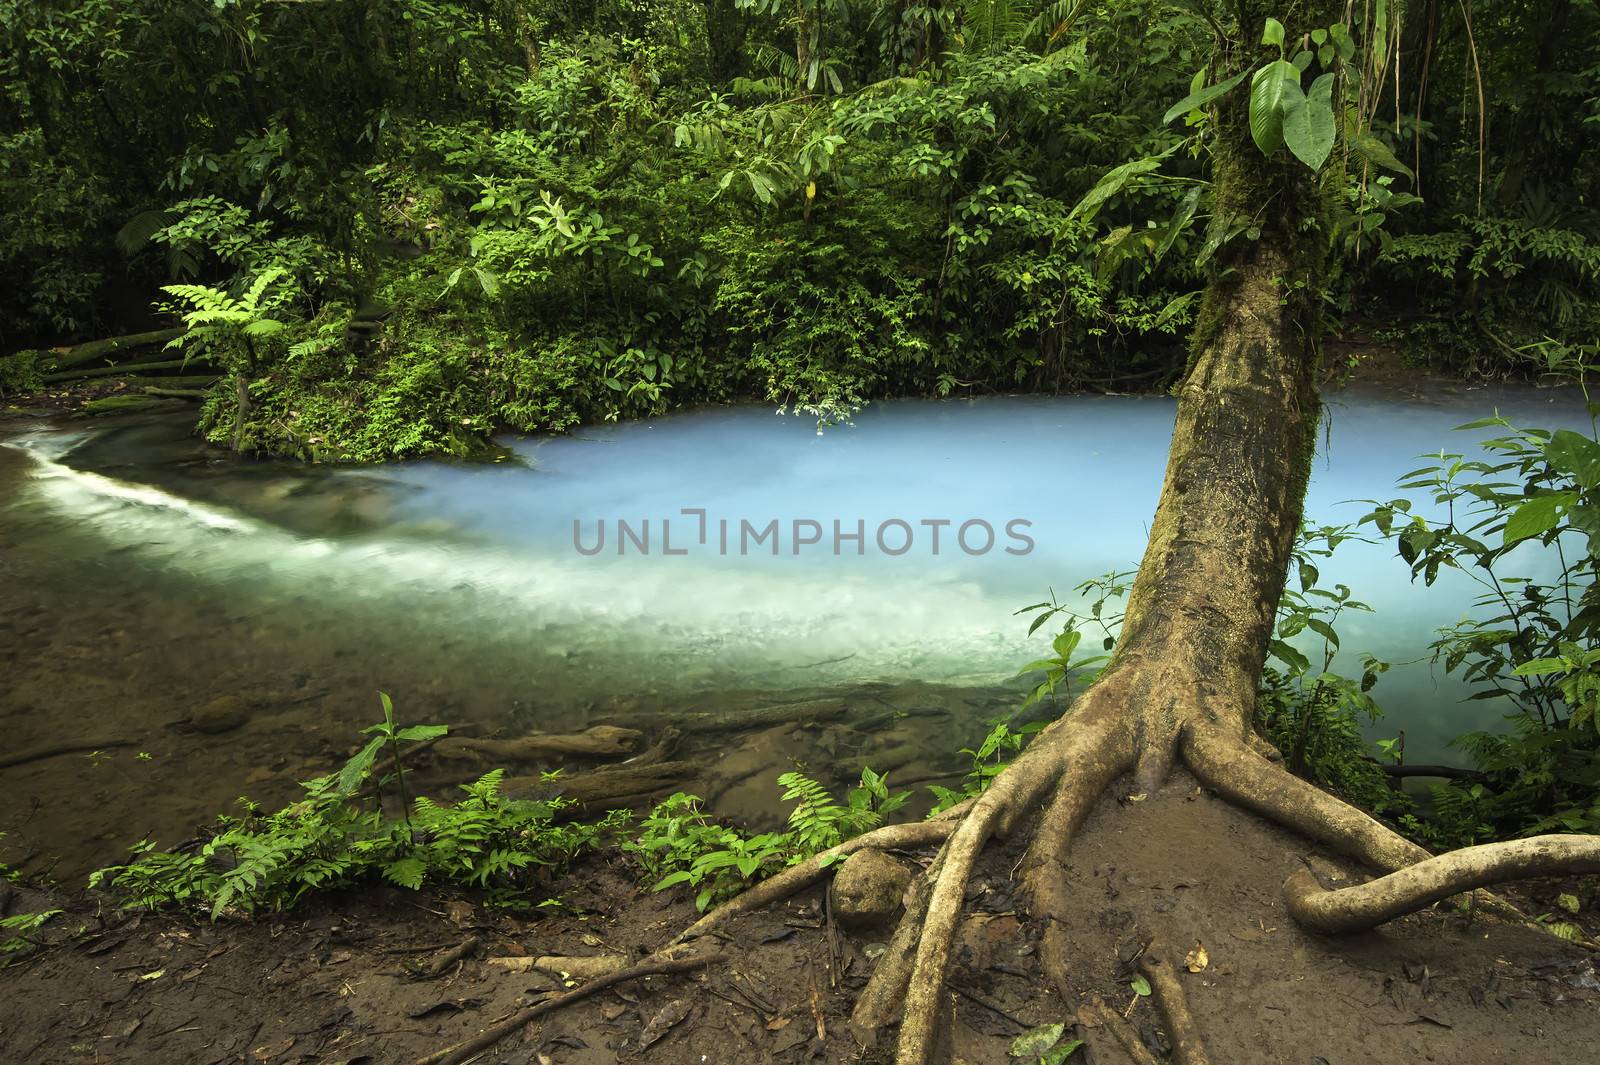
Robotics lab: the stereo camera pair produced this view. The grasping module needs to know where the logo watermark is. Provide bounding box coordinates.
[572,509,1034,557]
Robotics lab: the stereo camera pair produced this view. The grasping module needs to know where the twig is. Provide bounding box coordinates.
[415,953,721,1065]
[418,935,481,979]
[950,985,1028,1030]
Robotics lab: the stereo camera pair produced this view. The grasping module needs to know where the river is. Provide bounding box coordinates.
[0,383,1588,875]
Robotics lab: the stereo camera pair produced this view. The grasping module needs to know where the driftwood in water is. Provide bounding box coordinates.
[505,760,698,811]
[0,738,135,770]
[431,725,644,765]
[850,705,951,733]
[615,698,849,737]
[44,329,185,370]
[498,727,690,811]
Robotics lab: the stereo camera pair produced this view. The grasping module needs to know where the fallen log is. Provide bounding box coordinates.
[44,328,185,370]
[431,725,644,765]
[505,759,699,811]
[613,698,849,736]
[106,373,220,389]
[45,357,212,383]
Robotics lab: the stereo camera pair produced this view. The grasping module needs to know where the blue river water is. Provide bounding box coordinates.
[2,384,1592,762]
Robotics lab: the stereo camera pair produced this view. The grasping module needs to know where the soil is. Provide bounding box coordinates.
[4,775,1597,1065]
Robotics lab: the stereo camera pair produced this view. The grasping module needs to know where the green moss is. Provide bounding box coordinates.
[0,350,45,395]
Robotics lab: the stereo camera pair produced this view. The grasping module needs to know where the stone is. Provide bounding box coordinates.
[189,695,249,735]
[832,848,914,931]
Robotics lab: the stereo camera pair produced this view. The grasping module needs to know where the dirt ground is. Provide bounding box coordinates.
[4,774,1598,1065]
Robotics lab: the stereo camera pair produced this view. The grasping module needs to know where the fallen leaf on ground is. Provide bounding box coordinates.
[1184,943,1209,973]
[1009,1022,1064,1058]
[640,998,692,1049]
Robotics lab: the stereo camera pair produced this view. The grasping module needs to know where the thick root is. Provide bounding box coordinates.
[1138,938,1212,1065]
[1182,722,1427,872]
[850,848,946,1041]
[1019,707,1135,1003]
[1079,996,1161,1065]
[896,713,1121,1065]
[1284,834,1600,934]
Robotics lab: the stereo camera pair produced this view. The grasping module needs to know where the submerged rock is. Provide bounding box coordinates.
[832,848,913,930]
[187,695,249,734]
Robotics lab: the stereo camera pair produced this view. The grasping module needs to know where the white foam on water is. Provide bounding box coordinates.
[1,430,1035,686]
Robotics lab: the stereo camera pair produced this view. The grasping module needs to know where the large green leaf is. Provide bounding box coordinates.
[1283,73,1336,170]
[1068,146,1176,221]
[1162,68,1249,124]
[1351,131,1414,178]
[338,736,385,796]
[1544,429,1600,490]
[1249,61,1301,154]
[1503,492,1571,544]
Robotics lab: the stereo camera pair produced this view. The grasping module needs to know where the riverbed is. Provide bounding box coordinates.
[0,384,1588,876]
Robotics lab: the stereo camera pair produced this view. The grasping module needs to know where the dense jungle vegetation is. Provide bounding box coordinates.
[1,0,1597,459]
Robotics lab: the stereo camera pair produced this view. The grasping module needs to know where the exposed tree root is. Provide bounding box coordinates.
[849,845,943,1039]
[1079,995,1161,1065]
[1019,703,1135,1004]
[416,934,481,980]
[1285,835,1600,934]
[673,810,967,947]
[1182,722,1428,872]
[1137,938,1212,1065]
[415,953,721,1065]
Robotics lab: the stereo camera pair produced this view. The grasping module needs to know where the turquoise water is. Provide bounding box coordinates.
[1,385,1591,761]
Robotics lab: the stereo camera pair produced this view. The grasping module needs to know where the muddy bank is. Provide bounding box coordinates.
[3,779,1598,1064]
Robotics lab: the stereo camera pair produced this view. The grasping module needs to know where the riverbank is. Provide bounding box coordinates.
[5,776,1598,1065]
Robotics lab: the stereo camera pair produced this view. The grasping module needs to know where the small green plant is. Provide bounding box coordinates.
[161,266,294,374]
[928,720,1038,815]
[89,694,617,916]
[628,768,908,912]
[1,909,60,962]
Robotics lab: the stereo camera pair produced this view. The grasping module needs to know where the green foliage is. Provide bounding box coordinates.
[1361,403,1600,838]
[1,1,1596,447]
[626,768,908,911]
[89,695,617,916]
[0,349,45,396]
[1,908,60,962]
[928,720,1038,814]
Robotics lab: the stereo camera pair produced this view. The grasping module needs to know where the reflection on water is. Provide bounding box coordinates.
[0,386,1590,874]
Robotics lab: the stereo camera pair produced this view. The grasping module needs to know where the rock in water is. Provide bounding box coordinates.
[189,695,249,734]
[832,848,914,931]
